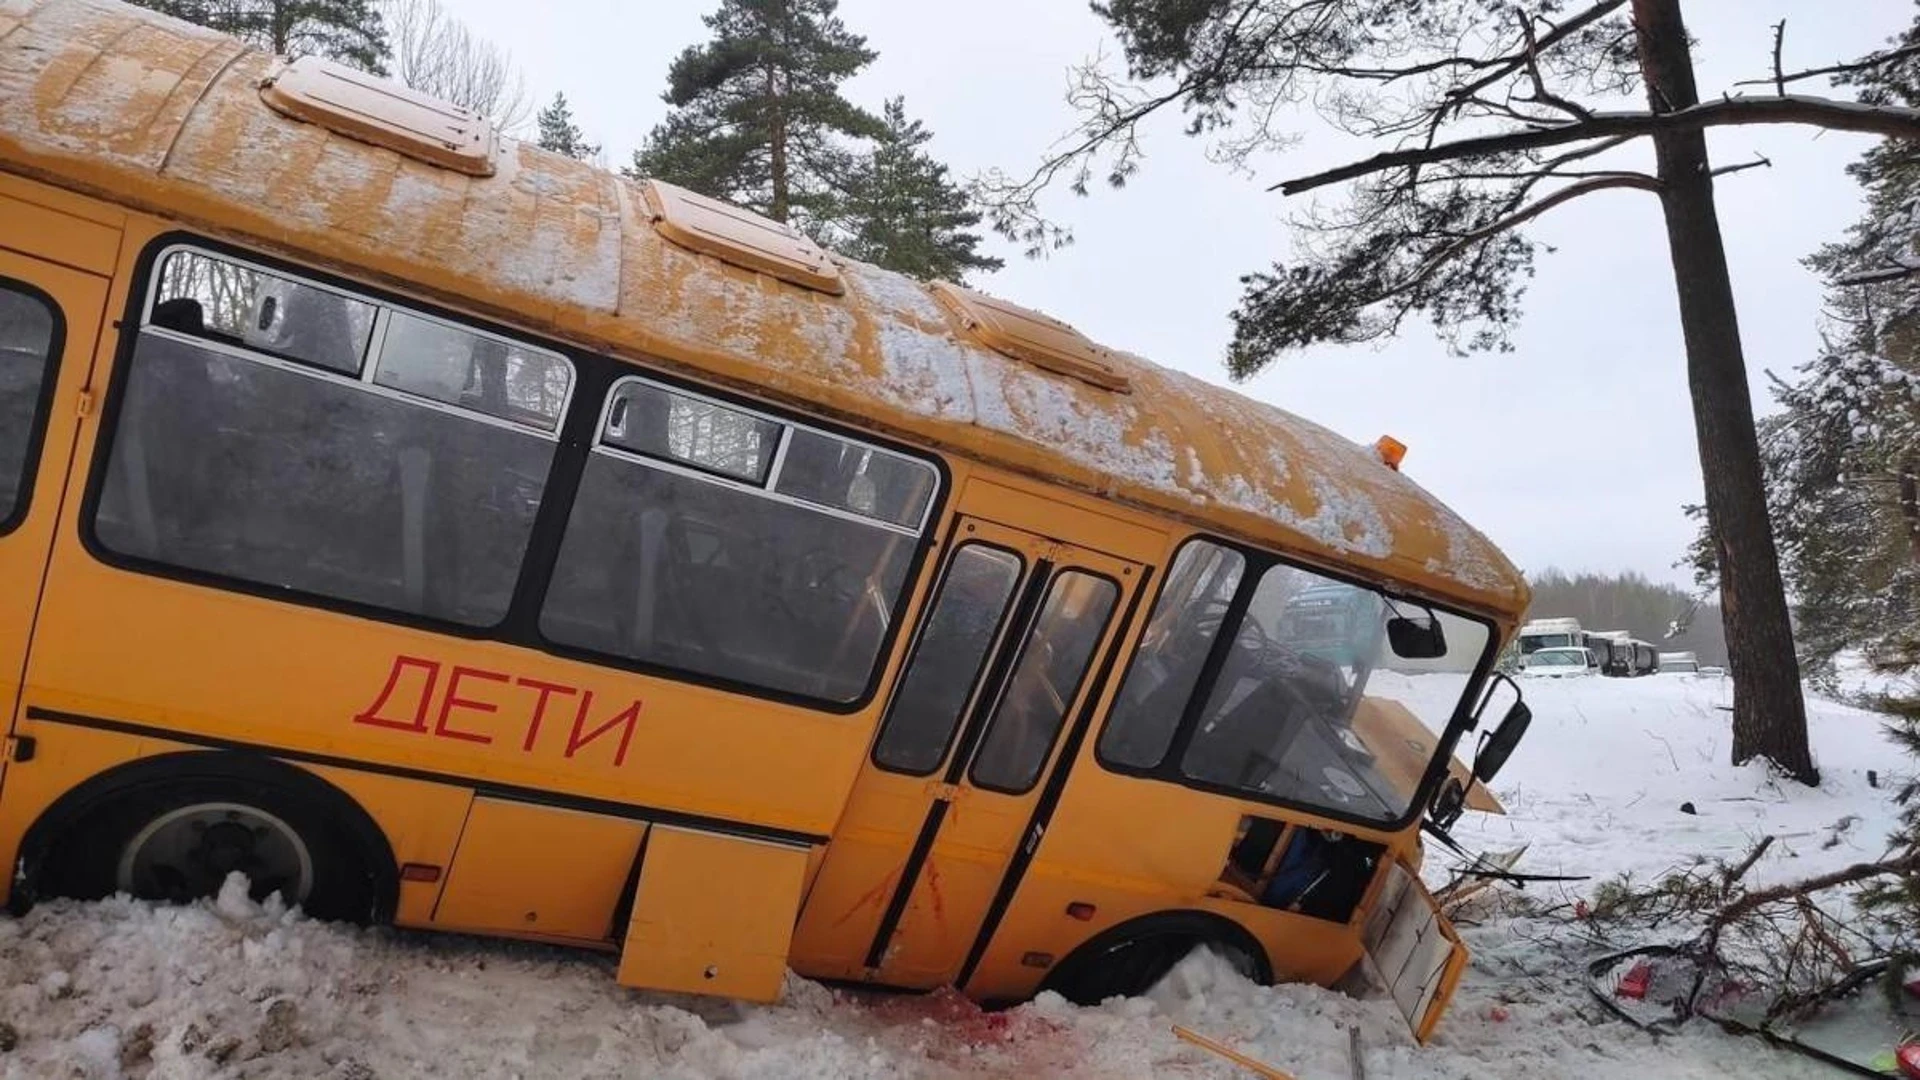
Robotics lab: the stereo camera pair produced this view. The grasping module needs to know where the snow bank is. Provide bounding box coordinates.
[1449,673,1903,896]
[0,675,1905,1078]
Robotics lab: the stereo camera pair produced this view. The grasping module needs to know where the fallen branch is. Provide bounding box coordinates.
[1722,835,1777,889]
[1707,851,1920,939]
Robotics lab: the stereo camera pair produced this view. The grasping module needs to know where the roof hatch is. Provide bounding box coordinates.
[928,281,1131,393]
[259,56,499,177]
[637,179,844,295]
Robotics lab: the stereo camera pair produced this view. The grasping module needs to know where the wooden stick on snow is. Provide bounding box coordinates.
[1171,1025,1298,1080]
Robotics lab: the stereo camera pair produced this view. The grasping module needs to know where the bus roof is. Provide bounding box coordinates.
[0,0,1528,617]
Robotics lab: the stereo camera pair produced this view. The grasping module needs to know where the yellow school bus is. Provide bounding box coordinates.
[0,0,1533,1042]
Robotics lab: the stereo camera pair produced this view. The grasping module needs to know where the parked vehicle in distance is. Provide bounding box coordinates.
[1628,640,1659,676]
[1518,617,1582,656]
[1522,647,1593,677]
[1590,631,1633,676]
[1659,651,1700,674]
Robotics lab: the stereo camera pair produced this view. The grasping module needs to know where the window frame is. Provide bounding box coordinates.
[80,232,950,717]
[142,243,577,438]
[0,275,65,538]
[1092,533,1501,833]
[585,373,939,539]
[529,372,943,704]
[868,537,1028,778]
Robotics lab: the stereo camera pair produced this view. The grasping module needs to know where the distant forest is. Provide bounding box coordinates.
[1524,569,1727,667]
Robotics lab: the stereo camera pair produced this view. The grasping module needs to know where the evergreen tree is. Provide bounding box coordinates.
[626,0,885,238]
[1692,7,1920,688]
[536,93,599,161]
[129,0,388,74]
[841,98,1001,282]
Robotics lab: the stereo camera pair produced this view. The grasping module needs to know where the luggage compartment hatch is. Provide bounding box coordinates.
[618,826,811,1002]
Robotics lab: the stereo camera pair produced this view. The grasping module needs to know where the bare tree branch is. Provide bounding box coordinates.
[1710,153,1772,178]
[1274,95,1920,195]
[1771,19,1787,98]
[1735,41,1920,90]
[1444,0,1628,109]
[1514,8,1594,120]
[383,0,529,130]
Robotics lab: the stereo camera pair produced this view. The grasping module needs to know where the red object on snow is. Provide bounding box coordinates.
[1616,960,1653,1001]
[1896,1042,1920,1079]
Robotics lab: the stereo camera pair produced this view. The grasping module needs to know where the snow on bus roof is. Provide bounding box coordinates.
[0,0,1528,616]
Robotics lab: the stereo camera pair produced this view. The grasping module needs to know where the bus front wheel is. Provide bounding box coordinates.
[23,753,396,924]
[1039,911,1271,1005]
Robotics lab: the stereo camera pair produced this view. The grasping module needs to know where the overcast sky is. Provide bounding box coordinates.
[446,0,1910,589]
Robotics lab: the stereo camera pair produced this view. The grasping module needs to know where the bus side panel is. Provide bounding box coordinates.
[0,718,480,921]
[297,763,472,926]
[20,220,901,854]
[431,798,645,943]
[0,721,158,908]
[962,758,1387,1001]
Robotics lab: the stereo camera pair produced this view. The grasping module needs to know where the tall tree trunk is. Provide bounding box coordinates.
[1633,0,1818,784]
[766,59,788,222]
[765,0,789,223]
[1899,458,1920,565]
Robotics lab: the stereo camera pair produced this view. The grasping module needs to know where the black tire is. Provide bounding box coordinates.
[1040,911,1271,1005]
[23,753,394,924]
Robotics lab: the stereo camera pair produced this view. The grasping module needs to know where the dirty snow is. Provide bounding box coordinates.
[0,674,1905,1078]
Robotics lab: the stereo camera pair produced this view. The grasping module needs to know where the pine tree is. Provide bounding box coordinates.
[128,0,388,74]
[841,98,1001,282]
[536,93,599,161]
[1706,6,1920,688]
[626,0,885,239]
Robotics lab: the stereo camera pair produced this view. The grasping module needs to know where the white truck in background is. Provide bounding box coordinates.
[1518,617,1584,656]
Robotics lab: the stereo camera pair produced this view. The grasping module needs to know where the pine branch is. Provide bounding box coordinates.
[1707,852,1920,938]
[1273,95,1920,196]
[1346,173,1658,313]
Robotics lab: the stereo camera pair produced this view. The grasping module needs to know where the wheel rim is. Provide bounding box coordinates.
[115,802,314,905]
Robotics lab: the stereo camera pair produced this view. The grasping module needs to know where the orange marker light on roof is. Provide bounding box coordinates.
[1375,435,1408,471]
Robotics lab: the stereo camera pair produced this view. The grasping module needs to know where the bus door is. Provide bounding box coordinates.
[0,247,108,784]
[793,506,1145,988]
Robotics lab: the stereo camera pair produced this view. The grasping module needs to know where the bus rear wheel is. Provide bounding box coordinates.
[1040,912,1270,1005]
[27,755,393,924]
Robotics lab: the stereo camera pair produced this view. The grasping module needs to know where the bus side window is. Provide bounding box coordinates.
[0,283,58,530]
[872,544,1024,774]
[374,309,572,432]
[538,377,940,705]
[1097,540,1245,769]
[969,571,1118,793]
[93,247,568,627]
[154,248,374,375]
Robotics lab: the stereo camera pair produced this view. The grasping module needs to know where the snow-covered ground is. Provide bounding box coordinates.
[0,674,1905,1079]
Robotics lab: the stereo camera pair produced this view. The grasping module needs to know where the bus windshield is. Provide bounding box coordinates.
[1102,543,1492,824]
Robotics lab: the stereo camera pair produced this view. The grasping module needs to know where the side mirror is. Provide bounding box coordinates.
[1473,701,1532,784]
[1387,615,1446,659]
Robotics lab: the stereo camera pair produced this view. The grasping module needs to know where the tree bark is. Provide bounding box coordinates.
[765,1,790,223]
[1633,0,1818,784]
[1899,458,1920,565]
